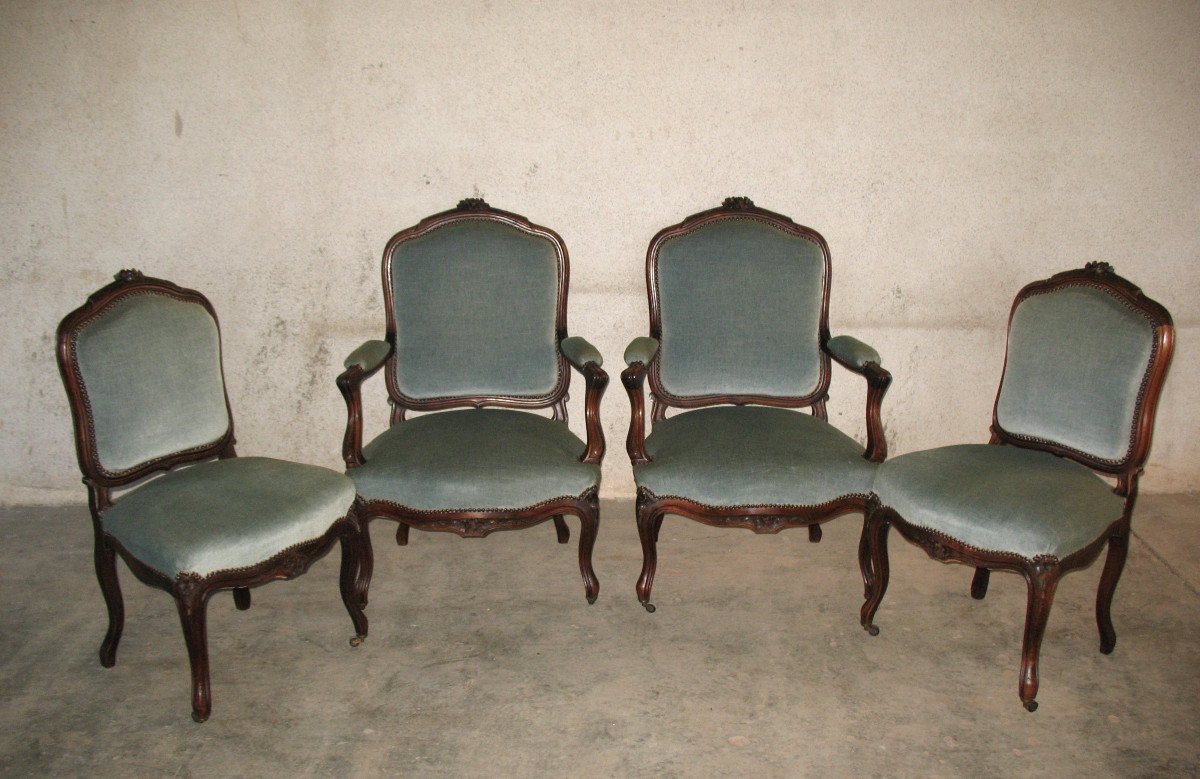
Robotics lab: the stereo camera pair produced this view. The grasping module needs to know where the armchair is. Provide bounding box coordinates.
[339,199,608,606]
[56,270,366,722]
[623,197,892,611]
[860,263,1174,711]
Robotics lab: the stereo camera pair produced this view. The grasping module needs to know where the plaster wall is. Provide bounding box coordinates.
[2,0,1197,503]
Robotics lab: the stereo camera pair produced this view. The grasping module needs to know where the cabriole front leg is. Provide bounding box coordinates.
[174,585,213,723]
[636,490,663,613]
[860,505,891,636]
[339,530,368,646]
[1018,560,1060,712]
[575,491,601,604]
[356,515,375,610]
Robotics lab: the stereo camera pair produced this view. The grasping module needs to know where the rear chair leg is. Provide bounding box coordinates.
[971,567,990,600]
[1096,529,1130,654]
[94,534,124,668]
[553,514,570,544]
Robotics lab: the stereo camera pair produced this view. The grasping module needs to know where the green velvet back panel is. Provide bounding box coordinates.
[655,218,825,398]
[996,284,1155,463]
[73,293,230,474]
[390,219,561,399]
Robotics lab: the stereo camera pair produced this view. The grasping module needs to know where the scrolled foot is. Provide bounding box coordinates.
[642,602,656,613]
[586,594,597,605]
[865,624,879,637]
[1023,699,1038,712]
[350,634,365,647]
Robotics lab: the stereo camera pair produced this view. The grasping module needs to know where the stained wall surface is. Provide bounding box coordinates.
[2,1,1197,503]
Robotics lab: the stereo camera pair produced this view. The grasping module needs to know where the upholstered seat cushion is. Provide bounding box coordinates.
[101,457,356,578]
[872,444,1124,560]
[349,409,600,511]
[635,406,874,507]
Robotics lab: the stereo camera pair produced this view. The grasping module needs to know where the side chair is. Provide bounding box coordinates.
[338,199,608,606]
[57,270,367,722]
[861,263,1174,711]
[622,197,892,612]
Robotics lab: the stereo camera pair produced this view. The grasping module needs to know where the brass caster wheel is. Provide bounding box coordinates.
[642,602,656,613]
[865,624,879,636]
[586,595,597,605]
[192,711,208,723]
[1023,699,1038,713]
[350,635,365,647]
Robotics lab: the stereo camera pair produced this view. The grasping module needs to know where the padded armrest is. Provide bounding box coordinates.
[560,336,603,370]
[623,336,660,366]
[343,339,392,373]
[827,335,881,369]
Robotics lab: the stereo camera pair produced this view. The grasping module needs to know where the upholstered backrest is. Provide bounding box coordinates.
[995,277,1162,466]
[63,283,231,478]
[386,210,564,403]
[650,208,829,401]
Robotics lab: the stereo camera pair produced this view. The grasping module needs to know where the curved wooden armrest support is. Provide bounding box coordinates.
[621,361,652,465]
[577,362,609,465]
[858,361,892,462]
[827,348,892,462]
[337,357,388,469]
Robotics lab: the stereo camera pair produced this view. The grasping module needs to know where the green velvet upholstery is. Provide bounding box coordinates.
[996,285,1155,463]
[344,339,391,372]
[390,219,560,399]
[73,292,230,474]
[827,335,881,369]
[873,444,1124,559]
[623,336,659,366]
[636,406,874,507]
[350,409,600,511]
[560,336,602,369]
[655,218,825,398]
[102,457,356,577]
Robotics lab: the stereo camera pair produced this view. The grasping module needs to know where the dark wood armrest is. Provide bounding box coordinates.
[336,342,392,469]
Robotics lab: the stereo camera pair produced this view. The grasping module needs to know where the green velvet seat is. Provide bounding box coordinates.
[103,457,357,578]
[859,264,1175,712]
[639,406,875,508]
[349,409,600,512]
[338,200,608,606]
[56,271,366,723]
[623,198,892,612]
[872,445,1123,560]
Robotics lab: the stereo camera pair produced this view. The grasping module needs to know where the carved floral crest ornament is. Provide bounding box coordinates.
[456,197,490,211]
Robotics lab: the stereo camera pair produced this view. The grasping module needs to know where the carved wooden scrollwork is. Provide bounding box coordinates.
[721,196,755,210]
[174,572,204,601]
[456,197,490,211]
[1085,261,1115,275]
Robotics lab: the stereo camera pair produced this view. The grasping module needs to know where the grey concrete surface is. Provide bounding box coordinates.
[0,495,1197,777]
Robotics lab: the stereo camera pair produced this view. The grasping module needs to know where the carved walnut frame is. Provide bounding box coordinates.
[859,263,1175,711]
[623,198,893,611]
[338,199,608,605]
[57,270,367,722]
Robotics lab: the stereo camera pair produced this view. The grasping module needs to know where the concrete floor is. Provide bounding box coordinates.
[0,495,1197,776]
